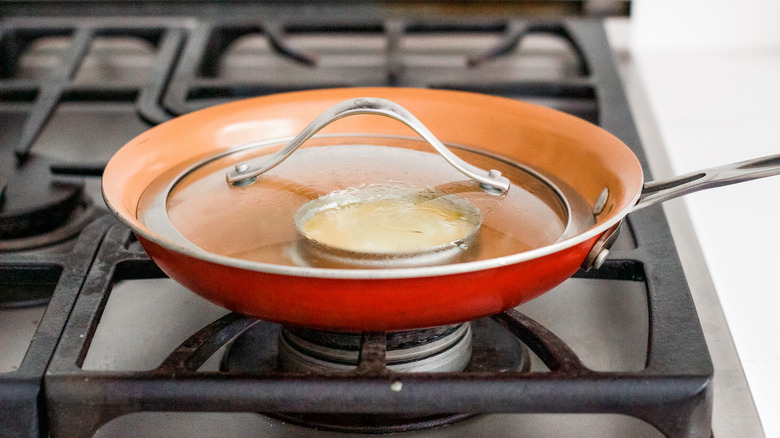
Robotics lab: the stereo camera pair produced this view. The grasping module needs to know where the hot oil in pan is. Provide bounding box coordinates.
[146,139,574,268]
[296,185,483,253]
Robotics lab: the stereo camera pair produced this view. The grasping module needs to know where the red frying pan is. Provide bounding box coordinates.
[102,88,780,331]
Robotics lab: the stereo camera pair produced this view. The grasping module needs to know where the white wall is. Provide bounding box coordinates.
[631,0,780,50]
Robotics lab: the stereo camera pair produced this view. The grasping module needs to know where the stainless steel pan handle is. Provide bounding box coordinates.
[583,154,780,271]
[225,97,511,194]
[633,154,780,212]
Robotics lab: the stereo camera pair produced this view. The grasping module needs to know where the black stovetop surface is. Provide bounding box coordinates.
[1,7,712,438]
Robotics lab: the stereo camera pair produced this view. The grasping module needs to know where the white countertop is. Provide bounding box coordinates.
[610,5,780,436]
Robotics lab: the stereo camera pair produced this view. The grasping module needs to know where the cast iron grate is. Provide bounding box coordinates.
[1,15,609,155]
[0,13,619,185]
[0,216,113,438]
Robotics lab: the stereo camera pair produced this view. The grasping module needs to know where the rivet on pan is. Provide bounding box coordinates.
[593,188,609,215]
[592,248,610,269]
[235,163,250,173]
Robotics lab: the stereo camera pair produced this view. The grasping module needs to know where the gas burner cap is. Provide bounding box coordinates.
[1,156,95,250]
[220,318,530,433]
[278,323,473,373]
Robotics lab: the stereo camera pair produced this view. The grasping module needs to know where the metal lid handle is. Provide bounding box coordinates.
[225,97,511,194]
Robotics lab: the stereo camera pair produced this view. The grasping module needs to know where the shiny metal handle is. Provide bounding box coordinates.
[225,97,511,194]
[633,154,780,212]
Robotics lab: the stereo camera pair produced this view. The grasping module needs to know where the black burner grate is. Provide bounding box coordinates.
[0,216,113,438]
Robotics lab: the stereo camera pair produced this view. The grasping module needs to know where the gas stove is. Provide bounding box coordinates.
[0,3,760,437]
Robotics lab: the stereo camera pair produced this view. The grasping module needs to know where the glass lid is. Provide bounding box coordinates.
[136,99,590,270]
